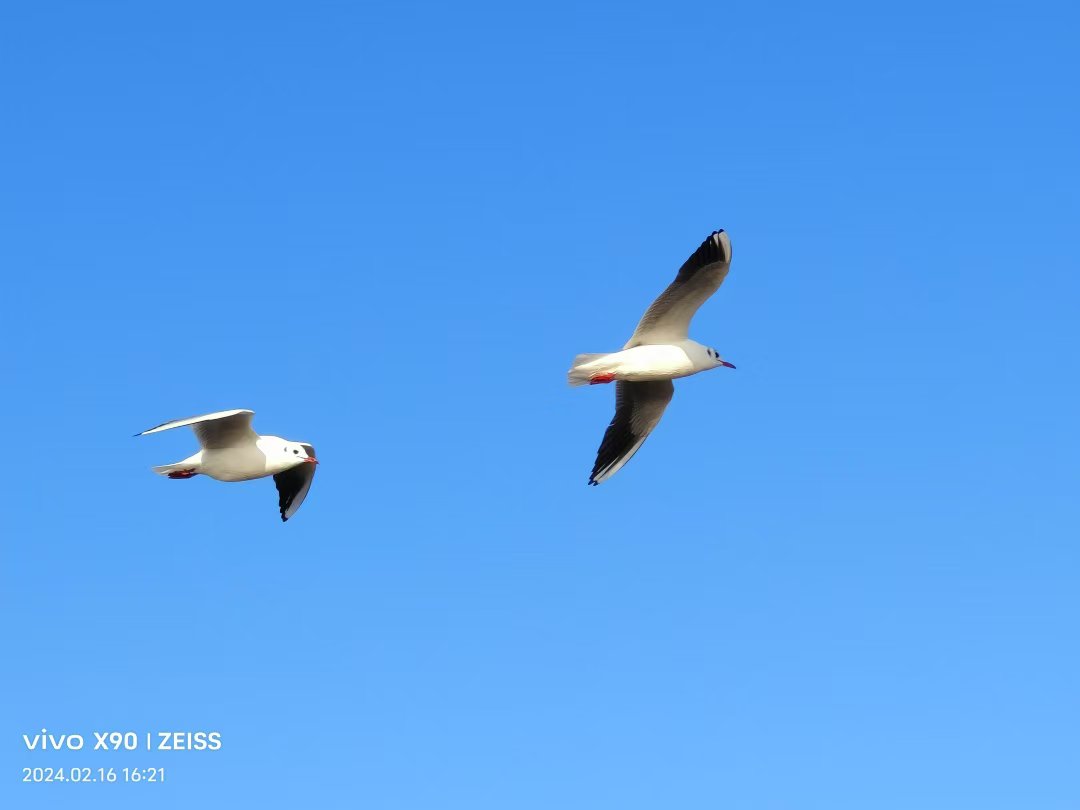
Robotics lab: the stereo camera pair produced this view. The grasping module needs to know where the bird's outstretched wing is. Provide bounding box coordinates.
[136,409,257,450]
[273,444,317,521]
[626,230,732,347]
[589,381,674,485]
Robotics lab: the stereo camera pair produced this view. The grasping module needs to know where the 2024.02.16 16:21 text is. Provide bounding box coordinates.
[22,767,165,783]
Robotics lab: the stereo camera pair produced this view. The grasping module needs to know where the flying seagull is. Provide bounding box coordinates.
[136,409,318,521]
[568,230,736,485]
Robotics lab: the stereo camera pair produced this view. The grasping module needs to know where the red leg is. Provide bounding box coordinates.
[589,372,616,385]
[167,469,198,479]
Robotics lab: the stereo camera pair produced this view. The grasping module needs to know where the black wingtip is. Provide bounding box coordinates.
[674,230,731,280]
[702,229,730,262]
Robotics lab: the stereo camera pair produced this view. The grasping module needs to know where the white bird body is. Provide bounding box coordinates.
[164,436,300,482]
[137,409,318,521]
[568,340,717,385]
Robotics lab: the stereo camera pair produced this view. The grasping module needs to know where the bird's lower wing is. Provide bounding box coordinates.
[589,380,675,485]
[273,463,316,522]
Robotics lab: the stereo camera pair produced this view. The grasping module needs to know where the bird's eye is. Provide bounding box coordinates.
[293,449,299,454]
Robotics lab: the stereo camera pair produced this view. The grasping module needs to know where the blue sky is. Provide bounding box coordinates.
[2,0,1078,807]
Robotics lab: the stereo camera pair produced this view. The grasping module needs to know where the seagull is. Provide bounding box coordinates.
[136,409,318,521]
[568,230,736,485]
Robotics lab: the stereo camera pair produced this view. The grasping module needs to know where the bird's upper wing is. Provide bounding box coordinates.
[136,409,258,450]
[589,381,675,485]
[625,230,732,347]
[273,444,317,522]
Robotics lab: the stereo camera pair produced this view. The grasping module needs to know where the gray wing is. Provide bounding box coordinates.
[273,444,317,522]
[136,409,257,450]
[626,230,732,347]
[589,381,675,485]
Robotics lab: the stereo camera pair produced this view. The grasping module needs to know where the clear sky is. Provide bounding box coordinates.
[2,1,1078,807]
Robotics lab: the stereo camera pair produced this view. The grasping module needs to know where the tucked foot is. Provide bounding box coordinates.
[167,469,198,479]
[589,372,616,385]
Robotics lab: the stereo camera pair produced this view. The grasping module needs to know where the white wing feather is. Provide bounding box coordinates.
[626,230,732,346]
[136,409,258,450]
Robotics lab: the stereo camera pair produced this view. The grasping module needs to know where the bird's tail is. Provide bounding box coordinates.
[152,460,200,479]
[567,353,612,386]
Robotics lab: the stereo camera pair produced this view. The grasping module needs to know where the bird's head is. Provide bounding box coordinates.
[262,436,318,471]
[286,442,318,467]
[705,346,736,369]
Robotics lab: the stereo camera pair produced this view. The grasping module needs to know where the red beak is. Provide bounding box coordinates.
[306,457,319,464]
[721,361,736,369]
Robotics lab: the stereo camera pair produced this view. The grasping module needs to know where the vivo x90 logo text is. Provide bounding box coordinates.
[23,729,222,751]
